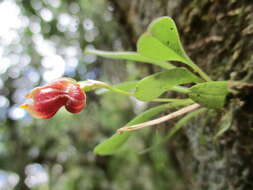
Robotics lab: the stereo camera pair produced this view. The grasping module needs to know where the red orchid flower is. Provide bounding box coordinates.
[20,78,86,119]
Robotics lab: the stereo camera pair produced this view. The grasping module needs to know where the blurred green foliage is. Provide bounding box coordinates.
[0,0,188,189]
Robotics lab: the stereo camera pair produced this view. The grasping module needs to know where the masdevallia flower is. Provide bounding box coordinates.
[20,78,86,119]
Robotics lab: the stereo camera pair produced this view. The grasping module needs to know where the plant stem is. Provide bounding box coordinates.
[79,80,191,98]
[152,98,190,102]
[180,43,212,82]
[185,56,212,82]
[117,103,200,133]
[139,107,207,154]
[171,86,190,93]
[190,61,212,82]
[105,86,134,96]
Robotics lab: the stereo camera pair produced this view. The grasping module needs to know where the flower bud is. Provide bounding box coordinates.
[20,78,86,119]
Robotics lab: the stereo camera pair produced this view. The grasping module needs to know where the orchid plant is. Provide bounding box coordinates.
[22,17,236,155]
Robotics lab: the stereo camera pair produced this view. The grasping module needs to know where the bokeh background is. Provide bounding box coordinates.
[0,0,188,189]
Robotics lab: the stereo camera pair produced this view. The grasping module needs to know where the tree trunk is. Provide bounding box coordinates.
[109,0,253,189]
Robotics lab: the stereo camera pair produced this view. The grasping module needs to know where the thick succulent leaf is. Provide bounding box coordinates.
[189,81,229,109]
[147,16,189,59]
[137,33,188,63]
[94,99,194,155]
[134,67,203,101]
[85,49,175,69]
[137,17,207,74]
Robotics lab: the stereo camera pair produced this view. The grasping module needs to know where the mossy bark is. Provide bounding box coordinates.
[109,0,253,189]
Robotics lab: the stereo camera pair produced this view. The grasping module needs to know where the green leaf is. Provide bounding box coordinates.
[94,99,194,155]
[147,16,189,60]
[84,49,175,69]
[134,67,203,101]
[189,81,229,109]
[113,81,137,91]
[137,17,191,65]
[137,17,212,82]
[137,33,188,63]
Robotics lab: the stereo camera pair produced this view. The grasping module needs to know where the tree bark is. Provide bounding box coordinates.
[109,0,253,189]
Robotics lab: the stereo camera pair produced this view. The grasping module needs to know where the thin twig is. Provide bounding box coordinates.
[117,103,201,133]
